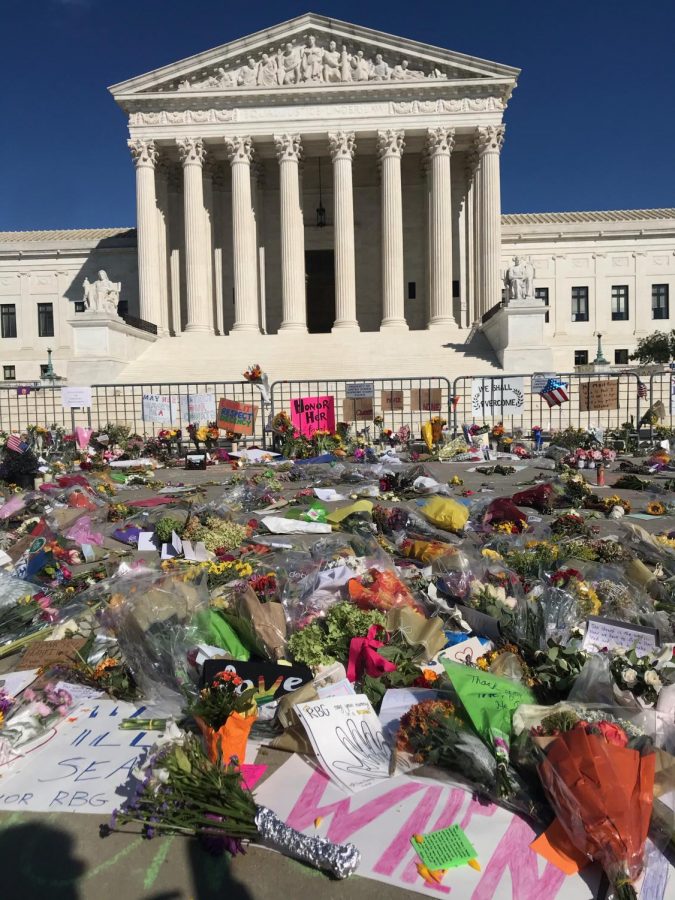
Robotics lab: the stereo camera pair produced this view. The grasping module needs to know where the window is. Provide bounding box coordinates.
[74,301,86,313]
[535,287,550,324]
[614,349,629,365]
[1,304,17,339]
[574,350,589,366]
[37,303,54,337]
[652,284,669,320]
[452,280,459,298]
[3,366,15,381]
[571,287,589,322]
[407,282,416,300]
[40,364,49,377]
[611,285,629,321]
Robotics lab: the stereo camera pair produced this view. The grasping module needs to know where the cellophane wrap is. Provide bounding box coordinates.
[254,805,360,879]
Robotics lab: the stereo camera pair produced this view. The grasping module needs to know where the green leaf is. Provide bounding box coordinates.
[173,746,192,774]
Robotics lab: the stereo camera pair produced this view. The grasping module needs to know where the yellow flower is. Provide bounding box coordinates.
[481,548,503,561]
[476,657,489,670]
[646,501,666,516]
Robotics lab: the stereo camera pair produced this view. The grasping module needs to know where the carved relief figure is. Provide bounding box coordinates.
[175,35,449,91]
[83,270,121,315]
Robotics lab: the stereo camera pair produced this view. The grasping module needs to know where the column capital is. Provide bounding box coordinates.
[328,131,356,162]
[177,137,206,167]
[225,135,254,165]
[425,126,455,158]
[128,138,158,168]
[274,133,303,162]
[377,129,405,161]
[474,125,505,157]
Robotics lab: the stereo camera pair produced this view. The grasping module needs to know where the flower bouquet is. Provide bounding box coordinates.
[348,567,426,615]
[106,732,360,878]
[242,364,270,403]
[188,670,258,765]
[0,682,74,762]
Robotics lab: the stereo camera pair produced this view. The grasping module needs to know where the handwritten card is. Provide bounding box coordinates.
[582,616,659,657]
[411,824,477,870]
[296,694,396,794]
[18,639,86,671]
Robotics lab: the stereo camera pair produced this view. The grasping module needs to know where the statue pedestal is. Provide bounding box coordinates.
[68,312,158,383]
[482,299,549,371]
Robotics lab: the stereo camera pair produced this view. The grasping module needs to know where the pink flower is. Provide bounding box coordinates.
[33,701,52,717]
[591,449,602,461]
[24,688,36,702]
[57,705,69,716]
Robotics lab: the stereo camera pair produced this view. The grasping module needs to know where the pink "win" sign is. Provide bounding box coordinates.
[290,395,336,438]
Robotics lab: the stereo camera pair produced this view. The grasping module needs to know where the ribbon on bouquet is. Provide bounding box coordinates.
[346,624,397,683]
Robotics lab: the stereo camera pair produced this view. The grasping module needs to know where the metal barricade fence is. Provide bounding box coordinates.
[269,376,452,440]
[451,371,645,436]
[648,370,674,432]
[0,385,92,434]
[90,382,267,446]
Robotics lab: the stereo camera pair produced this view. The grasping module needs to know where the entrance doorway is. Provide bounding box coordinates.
[305,249,335,333]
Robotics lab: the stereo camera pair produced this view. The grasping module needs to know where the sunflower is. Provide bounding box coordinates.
[646,501,666,516]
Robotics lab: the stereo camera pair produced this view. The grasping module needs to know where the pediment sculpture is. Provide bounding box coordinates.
[174,35,448,91]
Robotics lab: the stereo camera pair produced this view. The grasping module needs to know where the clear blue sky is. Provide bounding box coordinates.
[2,0,674,230]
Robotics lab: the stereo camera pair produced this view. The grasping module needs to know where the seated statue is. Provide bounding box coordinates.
[83,270,121,315]
[504,256,535,302]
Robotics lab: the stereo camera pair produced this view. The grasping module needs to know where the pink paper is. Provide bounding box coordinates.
[0,495,26,519]
[127,497,175,508]
[66,515,104,547]
[290,395,336,438]
[75,427,93,450]
[240,763,267,791]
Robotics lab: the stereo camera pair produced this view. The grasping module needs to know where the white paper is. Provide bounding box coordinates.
[81,543,96,562]
[296,694,396,794]
[262,516,331,535]
[345,382,374,398]
[108,458,155,468]
[137,532,158,552]
[472,377,525,414]
[314,488,347,502]
[182,540,212,562]
[142,393,179,424]
[0,549,13,567]
[425,637,494,673]
[317,678,356,699]
[378,688,438,744]
[254,754,600,900]
[582,617,658,657]
[0,699,158,813]
[61,386,92,409]
[160,531,182,559]
[229,448,280,462]
[179,392,216,424]
[0,669,39,698]
[54,681,103,703]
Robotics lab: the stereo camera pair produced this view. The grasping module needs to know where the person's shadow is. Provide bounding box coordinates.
[1,822,85,900]
[188,838,254,900]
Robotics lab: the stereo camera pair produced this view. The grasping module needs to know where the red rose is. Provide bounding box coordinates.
[596,721,629,748]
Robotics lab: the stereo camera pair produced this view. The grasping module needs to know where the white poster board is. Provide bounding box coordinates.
[179,393,216,424]
[472,378,525,415]
[0,699,156,813]
[254,754,600,900]
[142,393,179,424]
[61,387,92,409]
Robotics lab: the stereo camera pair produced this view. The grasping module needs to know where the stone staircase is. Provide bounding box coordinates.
[114,326,502,384]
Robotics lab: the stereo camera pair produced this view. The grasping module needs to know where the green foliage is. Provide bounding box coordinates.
[287,601,386,668]
[155,516,185,544]
[531,640,589,703]
[630,330,675,365]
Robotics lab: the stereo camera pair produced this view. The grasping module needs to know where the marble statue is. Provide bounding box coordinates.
[83,270,121,315]
[176,35,448,91]
[504,256,534,301]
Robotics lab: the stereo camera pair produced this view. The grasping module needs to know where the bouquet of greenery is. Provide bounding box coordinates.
[188,670,255,730]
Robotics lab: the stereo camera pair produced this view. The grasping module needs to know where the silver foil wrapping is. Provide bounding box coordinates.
[254,805,360,879]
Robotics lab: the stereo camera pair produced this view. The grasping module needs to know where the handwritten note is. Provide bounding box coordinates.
[296,694,394,793]
[343,397,374,420]
[18,639,86,671]
[381,390,404,412]
[61,387,92,409]
[411,824,477,870]
[217,399,258,435]
[412,388,443,413]
[290,395,336,438]
[582,616,659,657]
[142,393,179,424]
[179,393,216,423]
[579,380,619,412]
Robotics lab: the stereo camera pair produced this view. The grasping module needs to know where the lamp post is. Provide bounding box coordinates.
[42,348,62,385]
[593,332,608,366]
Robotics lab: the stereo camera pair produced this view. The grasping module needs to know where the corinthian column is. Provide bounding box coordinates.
[377,129,407,329]
[274,134,306,332]
[426,127,455,328]
[225,136,259,331]
[328,132,359,330]
[474,125,505,319]
[176,137,210,333]
[128,139,161,327]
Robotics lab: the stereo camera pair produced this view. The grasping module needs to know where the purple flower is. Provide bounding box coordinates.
[143,825,156,839]
[199,817,246,857]
[109,810,118,830]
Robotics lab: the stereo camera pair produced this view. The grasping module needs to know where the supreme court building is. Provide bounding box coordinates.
[1,14,674,384]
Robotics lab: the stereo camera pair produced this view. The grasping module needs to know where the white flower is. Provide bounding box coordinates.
[644,670,663,691]
[622,668,638,686]
[154,767,170,784]
[613,647,626,657]
[501,595,518,611]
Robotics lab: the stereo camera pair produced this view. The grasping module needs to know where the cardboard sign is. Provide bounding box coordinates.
[179,393,216,424]
[217,398,258,435]
[472,378,525,414]
[18,638,86,670]
[202,659,313,702]
[255,754,599,899]
[343,397,374,420]
[142,393,179,424]
[381,390,404,412]
[411,388,442,413]
[582,616,659,657]
[290,395,336,437]
[345,382,375,399]
[61,387,92,409]
[579,379,619,412]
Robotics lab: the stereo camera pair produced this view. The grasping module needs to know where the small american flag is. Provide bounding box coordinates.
[637,380,648,399]
[6,434,28,453]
